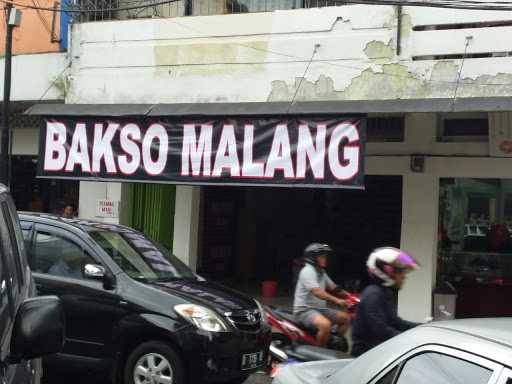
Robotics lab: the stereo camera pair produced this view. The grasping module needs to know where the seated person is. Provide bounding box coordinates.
[48,248,84,279]
[293,243,350,347]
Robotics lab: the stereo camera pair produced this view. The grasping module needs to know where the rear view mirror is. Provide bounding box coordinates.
[10,296,65,362]
[84,264,105,279]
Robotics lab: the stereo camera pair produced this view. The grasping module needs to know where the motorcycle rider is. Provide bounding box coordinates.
[293,243,350,347]
[351,247,420,357]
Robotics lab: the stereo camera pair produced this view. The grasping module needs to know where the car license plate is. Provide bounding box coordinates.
[241,351,264,370]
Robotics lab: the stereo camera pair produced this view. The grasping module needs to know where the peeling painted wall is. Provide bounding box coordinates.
[67,5,512,104]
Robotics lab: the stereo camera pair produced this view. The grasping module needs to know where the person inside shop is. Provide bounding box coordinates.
[293,243,350,347]
[351,247,420,357]
[29,192,44,212]
[62,204,76,219]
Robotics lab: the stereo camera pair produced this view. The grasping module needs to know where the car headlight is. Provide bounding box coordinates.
[254,299,268,326]
[175,304,229,332]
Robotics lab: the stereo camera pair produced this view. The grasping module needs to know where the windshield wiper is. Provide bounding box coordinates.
[154,276,197,283]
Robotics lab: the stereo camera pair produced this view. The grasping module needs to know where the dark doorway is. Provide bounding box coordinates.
[199,176,403,294]
[10,156,79,215]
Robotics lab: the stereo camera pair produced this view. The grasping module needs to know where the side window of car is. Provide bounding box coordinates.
[395,352,493,384]
[34,230,95,280]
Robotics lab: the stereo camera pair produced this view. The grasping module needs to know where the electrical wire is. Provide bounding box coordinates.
[341,0,512,10]
[6,0,512,15]
[451,37,471,109]
[287,44,319,113]
[31,0,53,34]
[6,0,512,88]
[164,17,512,87]
[51,5,512,89]
[37,60,72,101]
[0,0,182,13]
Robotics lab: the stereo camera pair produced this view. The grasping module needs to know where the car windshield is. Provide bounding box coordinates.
[89,230,198,281]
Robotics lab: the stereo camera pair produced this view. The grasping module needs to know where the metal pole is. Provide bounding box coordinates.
[1,4,14,187]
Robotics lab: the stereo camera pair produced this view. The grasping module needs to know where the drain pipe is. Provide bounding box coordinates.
[396,5,402,56]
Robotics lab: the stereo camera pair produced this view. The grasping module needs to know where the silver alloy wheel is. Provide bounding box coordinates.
[134,352,174,384]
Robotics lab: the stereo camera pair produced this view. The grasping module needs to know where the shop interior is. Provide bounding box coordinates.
[198,176,403,297]
[438,178,512,318]
[10,155,80,216]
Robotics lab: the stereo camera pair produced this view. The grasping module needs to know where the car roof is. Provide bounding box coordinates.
[427,318,512,348]
[18,212,139,234]
[328,319,512,384]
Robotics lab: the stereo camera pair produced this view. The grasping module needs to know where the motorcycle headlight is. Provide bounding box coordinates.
[175,304,229,332]
[254,299,268,326]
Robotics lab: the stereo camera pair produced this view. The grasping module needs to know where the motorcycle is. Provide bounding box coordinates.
[264,291,360,374]
[269,343,351,377]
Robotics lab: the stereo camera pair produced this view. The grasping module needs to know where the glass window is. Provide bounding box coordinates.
[395,353,491,384]
[34,231,95,280]
[438,178,512,317]
[89,230,197,282]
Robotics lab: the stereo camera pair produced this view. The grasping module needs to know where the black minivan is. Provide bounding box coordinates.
[19,213,270,384]
[0,186,64,384]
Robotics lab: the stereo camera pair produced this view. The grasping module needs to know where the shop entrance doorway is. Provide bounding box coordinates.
[11,156,79,215]
[199,176,403,296]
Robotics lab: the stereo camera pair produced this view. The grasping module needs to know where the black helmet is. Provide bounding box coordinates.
[304,243,332,265]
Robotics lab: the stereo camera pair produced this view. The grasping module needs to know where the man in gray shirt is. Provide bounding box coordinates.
[294,243,350,347]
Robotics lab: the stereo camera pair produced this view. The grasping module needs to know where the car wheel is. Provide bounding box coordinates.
[124,341,185,384]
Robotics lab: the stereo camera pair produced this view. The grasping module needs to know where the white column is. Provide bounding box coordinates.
[398,173,439,322]
[172,185,201,271]
[78,181,122,224]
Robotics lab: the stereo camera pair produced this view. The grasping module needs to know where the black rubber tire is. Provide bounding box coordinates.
[124,341,185,384]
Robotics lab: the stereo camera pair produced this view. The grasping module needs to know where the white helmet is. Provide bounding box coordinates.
[367,247,419,287]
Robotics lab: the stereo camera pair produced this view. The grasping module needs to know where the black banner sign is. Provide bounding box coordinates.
[38,116,365,188]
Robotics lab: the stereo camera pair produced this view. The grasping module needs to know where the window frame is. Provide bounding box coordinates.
[1,202,24,289]
[369,345,503,384]
[0,199,20,304]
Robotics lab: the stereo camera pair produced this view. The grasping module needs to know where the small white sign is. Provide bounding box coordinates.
[96,199,119,218]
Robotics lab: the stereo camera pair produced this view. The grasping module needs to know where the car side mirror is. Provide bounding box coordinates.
[103,271,116,291]
[84,263,105,279]
[84,264,116,290]
[10,296,65,363]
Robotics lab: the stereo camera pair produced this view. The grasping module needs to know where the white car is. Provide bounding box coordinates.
[274,318,512,384]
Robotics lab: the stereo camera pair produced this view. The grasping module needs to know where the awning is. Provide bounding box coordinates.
[24,97,512,117]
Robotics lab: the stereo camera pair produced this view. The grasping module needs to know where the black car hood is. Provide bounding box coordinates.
[149,279,256,313]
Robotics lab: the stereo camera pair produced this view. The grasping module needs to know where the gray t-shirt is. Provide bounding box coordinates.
[293,264,335,313]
